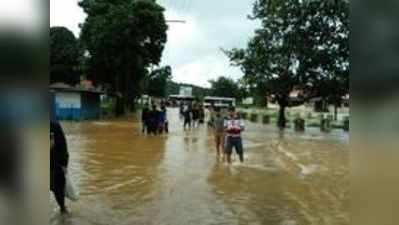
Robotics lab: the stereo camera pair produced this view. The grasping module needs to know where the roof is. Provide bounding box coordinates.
[169,95,194,99]
[204,96,235,101]
[50,83,105,94]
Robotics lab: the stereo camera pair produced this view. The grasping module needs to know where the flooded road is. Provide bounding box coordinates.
[50,108,349,225]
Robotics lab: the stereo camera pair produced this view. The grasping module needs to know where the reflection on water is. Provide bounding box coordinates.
[50,108,349,225]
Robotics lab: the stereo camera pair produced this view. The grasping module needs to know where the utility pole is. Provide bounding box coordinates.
[166,20,186,24]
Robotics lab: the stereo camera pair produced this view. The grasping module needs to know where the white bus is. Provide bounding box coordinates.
[203,96,236,108]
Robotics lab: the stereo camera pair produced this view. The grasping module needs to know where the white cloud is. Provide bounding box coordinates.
[172,53,242,88]
[50,0,85,37]
[50,0,257,87]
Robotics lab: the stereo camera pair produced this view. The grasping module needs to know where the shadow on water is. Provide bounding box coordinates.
[51,108,349,225]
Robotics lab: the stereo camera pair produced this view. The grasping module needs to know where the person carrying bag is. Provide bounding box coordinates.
[51,120,78,214]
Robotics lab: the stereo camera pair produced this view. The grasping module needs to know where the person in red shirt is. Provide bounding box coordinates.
[224,107,245,163]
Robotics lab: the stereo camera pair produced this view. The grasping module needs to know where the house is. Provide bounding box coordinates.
[50,83,104,120]
[242,97,254,105]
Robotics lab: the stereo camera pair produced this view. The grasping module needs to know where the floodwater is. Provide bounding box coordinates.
[50,108,349,225]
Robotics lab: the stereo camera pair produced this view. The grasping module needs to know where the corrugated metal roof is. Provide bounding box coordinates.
[50,86,105,94]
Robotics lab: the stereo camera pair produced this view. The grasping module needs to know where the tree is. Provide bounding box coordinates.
[50,27,80,85]
[226,0,349,128]
[209,76,241,100]
[301,0,349,120]
[237,77,269,107]
[236,78,250,102]
[79,0,168,116]
[145,66,172,97]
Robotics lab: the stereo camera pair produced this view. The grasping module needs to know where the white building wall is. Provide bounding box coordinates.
[179,86,193,97]
[55,92,81,108]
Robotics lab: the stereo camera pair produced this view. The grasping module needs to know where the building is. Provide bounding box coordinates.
[242,97,254,105]
[179,86,193,97]
[203,96,236,108]
[50,83,104,120]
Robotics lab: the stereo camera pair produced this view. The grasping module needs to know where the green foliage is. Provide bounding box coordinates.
[145,66,172,97]
[304,0,349,106]
[101,98,116,117]
[240,112,248,120]
[250,113,258,122]
[209,76,241,99]
[226,0,349,128]
[294,117,305,131]
[262,114,270,124]
[50,26,80,84]
[165,81,179,95]
[343,116,349,131]
[79,0,168,115]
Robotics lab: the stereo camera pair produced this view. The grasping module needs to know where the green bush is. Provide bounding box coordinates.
[294,118,305,132]
[320,116,332,132]
[241,112,248,120]
[307,122,320,127]
[343,117,349,131]
[250,113,258,122]
[101,100,115,117]
[331,123,343,129]
[262,115,270,124]
[269,111,278,118]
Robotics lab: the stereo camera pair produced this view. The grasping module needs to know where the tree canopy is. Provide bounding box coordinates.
[50,26,80,85]
[226,0,349,128]
[145,66,172,98]
[79,0,168,115]
[209,76,241,100]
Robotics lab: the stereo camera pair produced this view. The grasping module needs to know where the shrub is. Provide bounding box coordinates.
[262,115,270,124]
[320,115,332,132]
[241,112,248,120]
[250,113,258,122]
[294,118,305,132]
[343,117,349,131]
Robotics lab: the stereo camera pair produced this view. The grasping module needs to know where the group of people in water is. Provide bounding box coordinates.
[177,101,245,164]
[180,102,206,130]
[141,102,168,135]
[144,101,246,164]
[210,106,245,164]
[50,101,246,214]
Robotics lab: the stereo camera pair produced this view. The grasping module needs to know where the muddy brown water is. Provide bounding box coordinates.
[50,108,349,225]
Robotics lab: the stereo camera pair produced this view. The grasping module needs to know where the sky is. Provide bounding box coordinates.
[50,0,260,87]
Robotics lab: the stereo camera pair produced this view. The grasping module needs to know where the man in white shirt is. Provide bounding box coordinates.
[224,107,245,163]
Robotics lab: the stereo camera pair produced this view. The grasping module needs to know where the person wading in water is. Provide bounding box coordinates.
[213,107,225,159]
[183,103,192,131]
[141,103,150,134]
[50,120,69,213]
[224,107,245,163]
